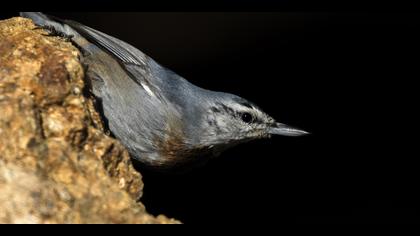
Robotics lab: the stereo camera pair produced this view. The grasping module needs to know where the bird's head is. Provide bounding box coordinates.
[194,93,308,152]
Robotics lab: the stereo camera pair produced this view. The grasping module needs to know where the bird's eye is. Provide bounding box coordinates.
[241,112,253,123]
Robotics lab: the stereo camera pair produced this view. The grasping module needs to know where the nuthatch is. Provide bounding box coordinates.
[20,12,308,170]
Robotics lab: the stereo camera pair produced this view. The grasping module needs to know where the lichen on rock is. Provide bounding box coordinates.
[0,17,179,224]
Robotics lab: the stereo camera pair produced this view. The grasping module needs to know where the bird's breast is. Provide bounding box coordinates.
[148,115,212,169]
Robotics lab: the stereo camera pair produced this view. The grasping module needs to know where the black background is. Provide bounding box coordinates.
[1,1,418,224]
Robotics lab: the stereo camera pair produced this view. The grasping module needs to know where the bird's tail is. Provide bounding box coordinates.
[19,12,79,40]
[20,12,51,25]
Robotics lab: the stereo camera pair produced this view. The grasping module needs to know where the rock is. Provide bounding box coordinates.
[0,17,179,224]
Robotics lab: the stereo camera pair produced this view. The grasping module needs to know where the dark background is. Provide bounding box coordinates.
[1,5,418,224]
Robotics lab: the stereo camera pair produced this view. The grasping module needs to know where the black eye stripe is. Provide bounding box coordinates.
[212,103,264,124]
[216,103,235,115]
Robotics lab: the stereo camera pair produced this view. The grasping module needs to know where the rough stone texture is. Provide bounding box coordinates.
[0,17,179,224]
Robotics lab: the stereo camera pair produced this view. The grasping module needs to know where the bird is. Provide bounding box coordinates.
[20,12,309,171]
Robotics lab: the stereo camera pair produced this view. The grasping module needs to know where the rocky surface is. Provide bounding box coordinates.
[0,17,179,224]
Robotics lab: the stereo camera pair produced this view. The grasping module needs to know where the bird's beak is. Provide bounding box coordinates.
[269,123,309,136]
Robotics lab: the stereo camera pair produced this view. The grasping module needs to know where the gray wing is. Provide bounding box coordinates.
[63,20,166,98]
[64,20,149,67]
[63,18,198,105]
